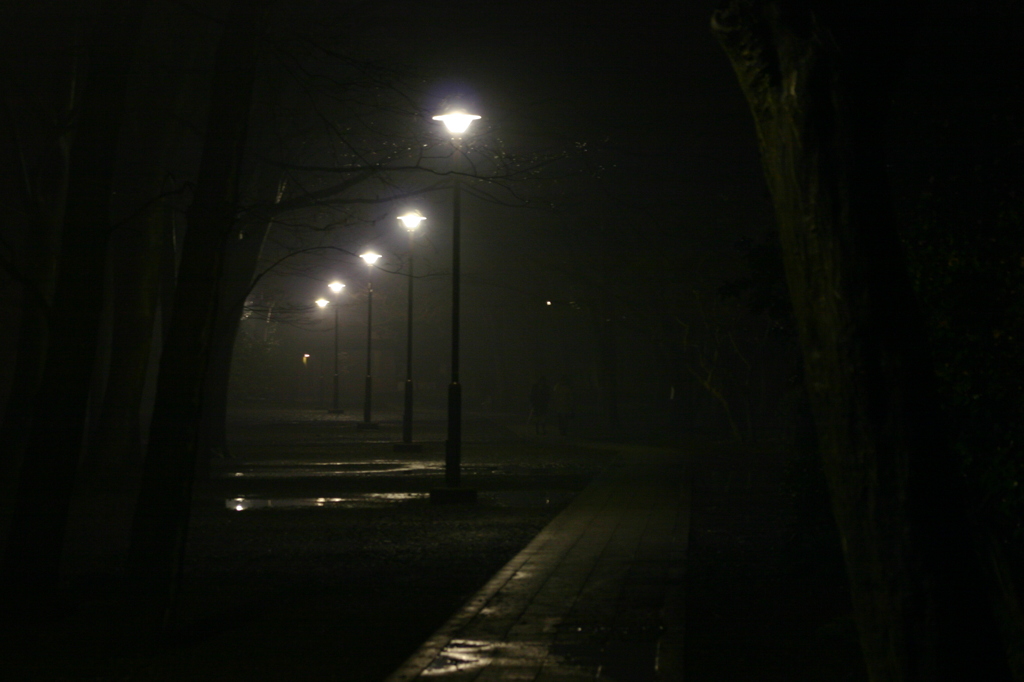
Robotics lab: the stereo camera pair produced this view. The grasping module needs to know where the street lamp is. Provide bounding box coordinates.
[317,281,345,413]
[432,108,480,491]
[359,252,381,428]
[396,211,425,452]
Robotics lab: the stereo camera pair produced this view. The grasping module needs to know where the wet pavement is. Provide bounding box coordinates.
[222,407,692,680]
[35,406,688,681]
[11,405,862,681]
[385,444,690,682]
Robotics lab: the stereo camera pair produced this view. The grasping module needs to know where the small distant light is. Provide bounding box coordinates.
[235,504,244,511]
[360,252,382,265]
[546,301,552,306]
[316,298,329,308]
[304,353,311,358]
[328,281,345,293]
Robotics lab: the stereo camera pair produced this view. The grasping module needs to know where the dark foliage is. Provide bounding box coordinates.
[902,110,1024,545]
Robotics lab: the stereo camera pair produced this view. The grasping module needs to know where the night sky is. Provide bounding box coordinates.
[201,0,780,418]
[1,0,1019,427]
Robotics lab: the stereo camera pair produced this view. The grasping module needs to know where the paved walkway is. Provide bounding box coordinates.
[385,445,690,682]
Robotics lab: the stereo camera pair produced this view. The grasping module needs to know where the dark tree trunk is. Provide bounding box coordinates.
[2,0,144,609]
[194,54,292,467]
[195,213,273,465]
[87,0,209,479]
[88,202,170,476]
[0,31,75,486]
[126,0,269,634]
[1,286,54,462]
[196,165,376,466]
[713,1,1011,679]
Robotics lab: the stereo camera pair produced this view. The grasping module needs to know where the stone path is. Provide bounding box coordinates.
[385,445,690,681]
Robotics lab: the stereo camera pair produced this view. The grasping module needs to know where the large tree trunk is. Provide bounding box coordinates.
[126,0,269,634]
[2,0,145,610]
[197,167,376,465]
[87,203,170,476]
[195,212,274,465]
[0,16,76,496]
[87,0,209,478]
[1,251,59,480]
[713,1,1010,679]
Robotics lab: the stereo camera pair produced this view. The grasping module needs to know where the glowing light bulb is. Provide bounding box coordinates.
[432,111,480,135]
[397,212,426,230]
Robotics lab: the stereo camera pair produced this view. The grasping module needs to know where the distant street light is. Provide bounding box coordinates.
[432,108,480,490]
[317,281,346,413]
[396,211,426,452]
[359,252,381,428]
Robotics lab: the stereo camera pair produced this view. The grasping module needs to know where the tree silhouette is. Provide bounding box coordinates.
[714,0,1019,677]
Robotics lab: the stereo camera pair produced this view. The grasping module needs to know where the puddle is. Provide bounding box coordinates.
[227,493,425,510]
[421,639,591,676]
[218,460,438,478]
[226,489,576,511]
[423,639,494,675]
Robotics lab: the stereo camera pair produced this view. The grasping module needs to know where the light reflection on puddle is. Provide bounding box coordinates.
[227,493,424,510]
[226,489,577,509]
[422,639,567,676]
[218,461,437,478]
[226,489,576,511]
[423,640,494,675]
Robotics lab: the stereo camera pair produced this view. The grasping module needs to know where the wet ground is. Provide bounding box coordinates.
[7,407,619,681]
[166,409,618,681]
[4,407,864,680]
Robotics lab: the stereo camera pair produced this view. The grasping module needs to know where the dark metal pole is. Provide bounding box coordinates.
[402,232,415,443]
[445,174,462,487]
[363,282,373,424]
[332,303,340,412]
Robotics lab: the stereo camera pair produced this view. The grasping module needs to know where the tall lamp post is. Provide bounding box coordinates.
[432,109,480,491]
[396,211,425,452]
[315,280,345,413]
[359,252,381,428]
